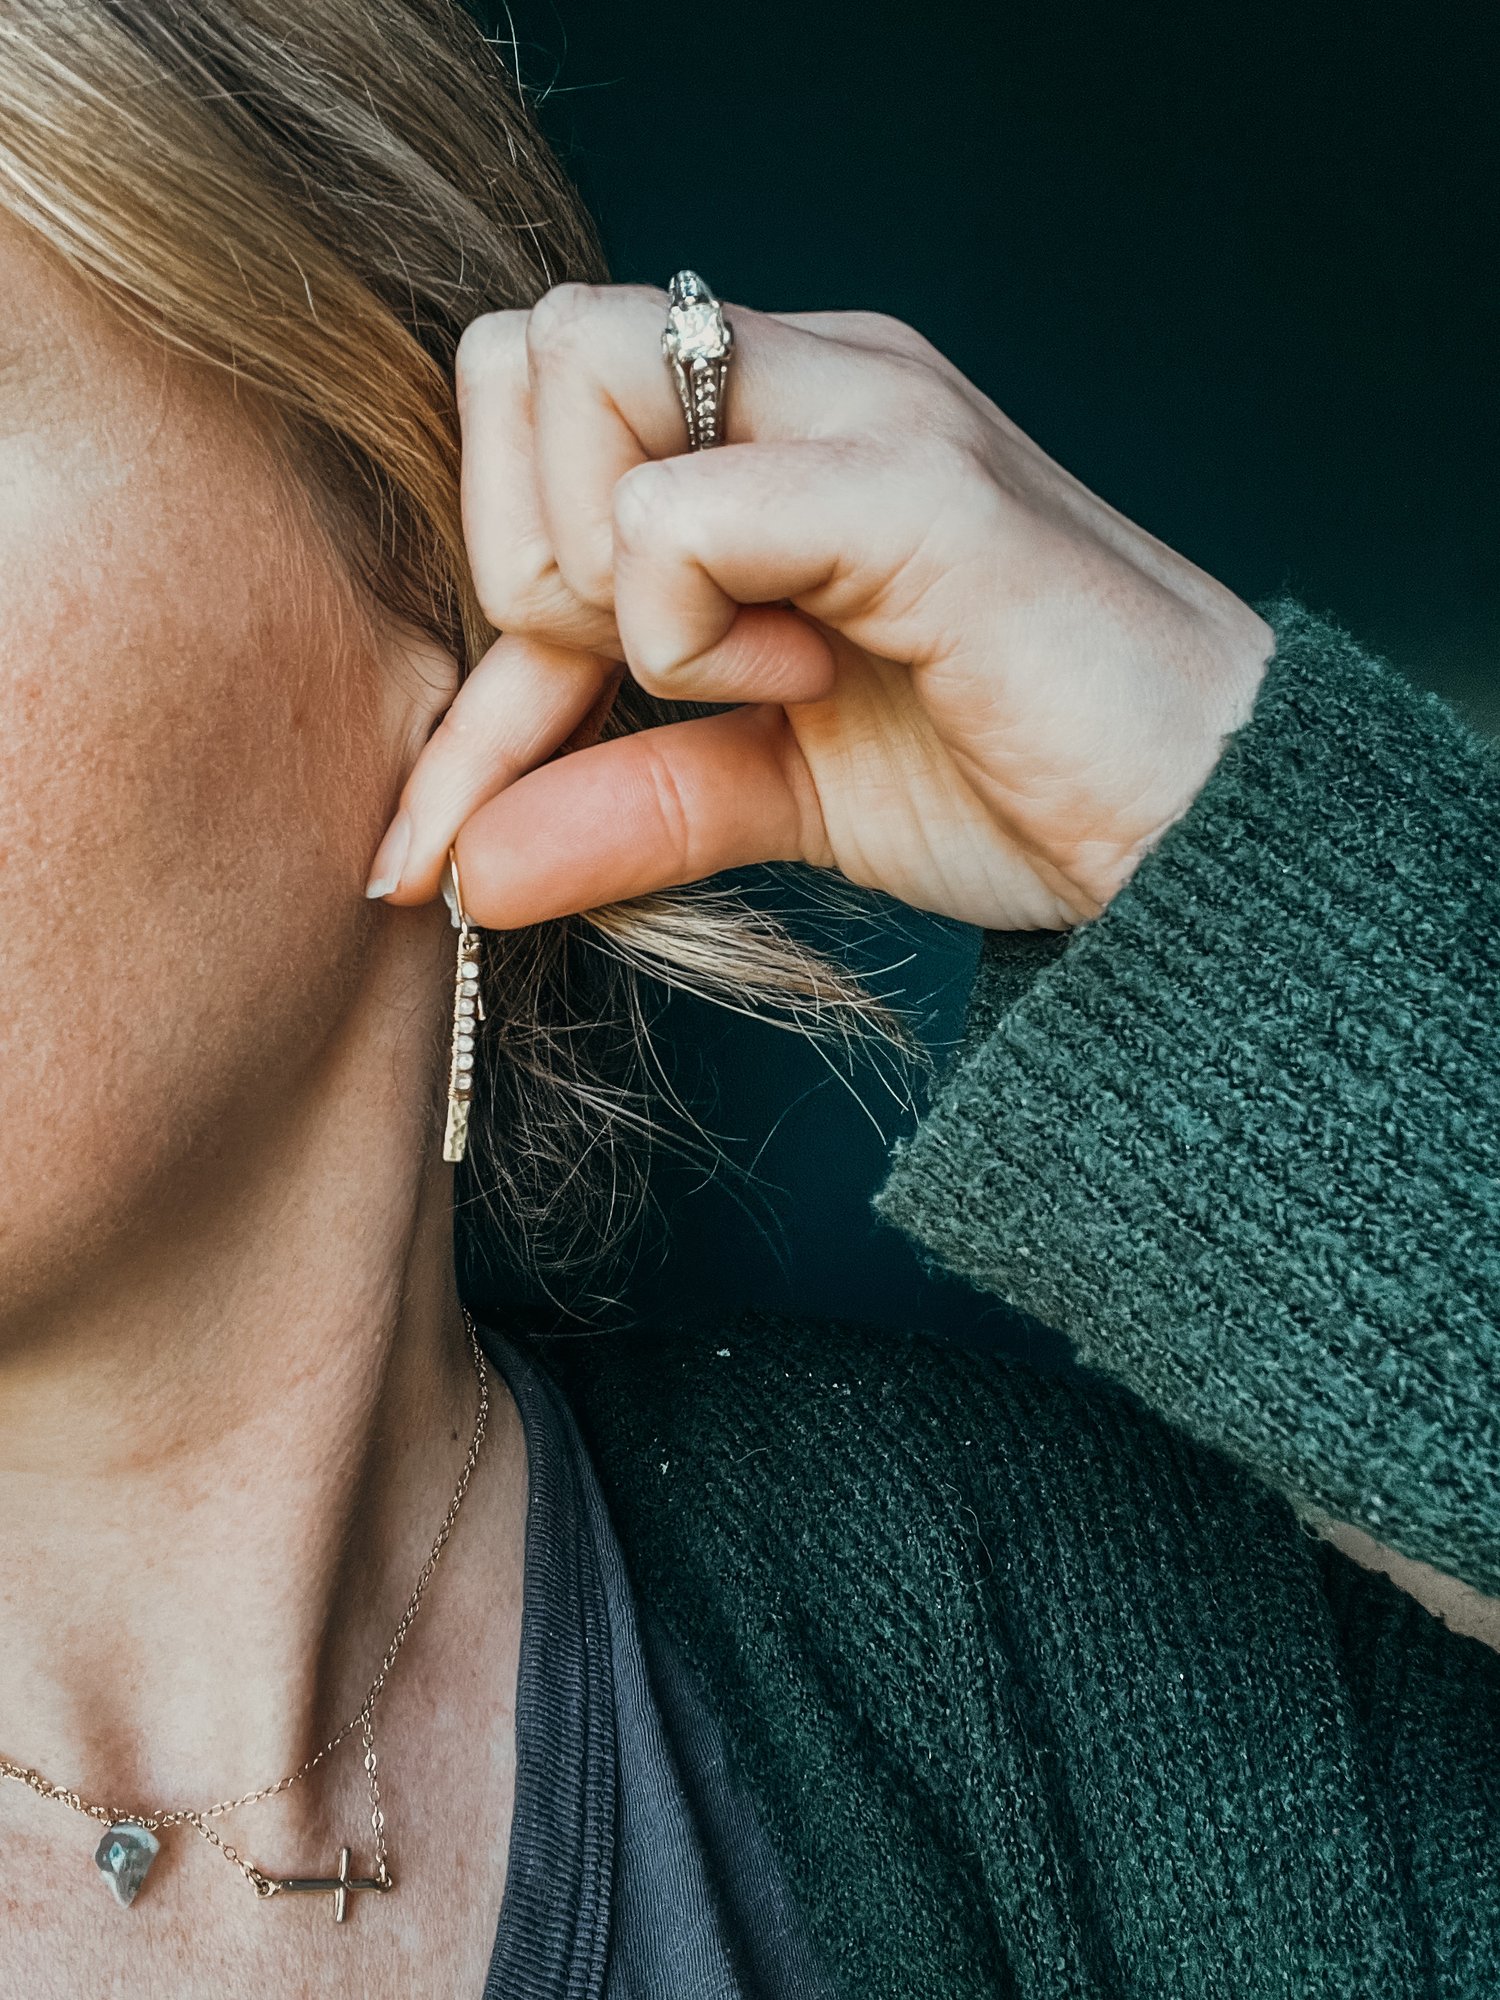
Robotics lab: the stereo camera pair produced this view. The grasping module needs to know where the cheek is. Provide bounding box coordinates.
[0,405,391,1298]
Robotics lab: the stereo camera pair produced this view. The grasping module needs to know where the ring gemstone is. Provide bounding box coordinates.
[664,297,729,363]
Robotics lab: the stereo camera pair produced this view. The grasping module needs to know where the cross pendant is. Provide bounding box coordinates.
[269,1846,392,1922]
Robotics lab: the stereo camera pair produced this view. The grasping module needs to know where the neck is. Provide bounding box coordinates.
[0,909,504,1840]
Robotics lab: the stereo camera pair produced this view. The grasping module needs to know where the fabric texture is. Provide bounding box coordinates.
[480,1323,613,2000]
[877,594,1500,1597]
[482,1323,837,2000]
[537,599,1500,1999]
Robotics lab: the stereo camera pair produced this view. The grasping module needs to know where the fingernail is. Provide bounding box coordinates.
[364,809,412,899]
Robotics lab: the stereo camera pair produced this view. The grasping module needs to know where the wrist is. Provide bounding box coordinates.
[1103,596,1275,910]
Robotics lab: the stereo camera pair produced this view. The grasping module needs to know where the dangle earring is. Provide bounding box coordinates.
[442,846,484,1164]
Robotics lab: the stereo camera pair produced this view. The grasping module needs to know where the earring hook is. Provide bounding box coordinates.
[444,845,469,930]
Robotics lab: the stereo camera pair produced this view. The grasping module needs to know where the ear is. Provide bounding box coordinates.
[380,616,463,774]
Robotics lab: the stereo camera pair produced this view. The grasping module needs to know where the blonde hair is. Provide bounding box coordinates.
[0,0,917,1302]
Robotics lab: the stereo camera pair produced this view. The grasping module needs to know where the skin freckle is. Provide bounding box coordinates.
[0,215,411,1325]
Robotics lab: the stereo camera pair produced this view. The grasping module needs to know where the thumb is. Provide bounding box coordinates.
[452,702,823,928]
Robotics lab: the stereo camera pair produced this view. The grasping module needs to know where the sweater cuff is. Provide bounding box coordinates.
[874,598,1500,1594]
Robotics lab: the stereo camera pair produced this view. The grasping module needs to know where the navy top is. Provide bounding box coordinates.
[477,1320,837,2000]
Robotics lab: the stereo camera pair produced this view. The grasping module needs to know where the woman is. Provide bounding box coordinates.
[1,2,1495,1995]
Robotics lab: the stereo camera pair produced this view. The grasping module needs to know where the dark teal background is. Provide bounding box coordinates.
[469,1,1498,1344]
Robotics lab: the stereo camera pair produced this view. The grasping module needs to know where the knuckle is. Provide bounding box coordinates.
[611,461,684,553]
[526,281,605,361]
[640,740,696,871]
[577,548,620,615]
[470,554,621,656]
[455,310,525,402]
[626,659,674,701]
[850,307,937,358]
[556,524,616,615]
[467,533,551,631]
[878,347,962,424]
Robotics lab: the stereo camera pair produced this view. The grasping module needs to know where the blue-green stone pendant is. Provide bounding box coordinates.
[95,1822,160,1908]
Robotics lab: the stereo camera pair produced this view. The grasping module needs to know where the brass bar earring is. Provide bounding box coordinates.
[442,847,484,1164]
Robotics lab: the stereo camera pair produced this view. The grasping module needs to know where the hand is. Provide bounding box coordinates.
[367,283,1275,932]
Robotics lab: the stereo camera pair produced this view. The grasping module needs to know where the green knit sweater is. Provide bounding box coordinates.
[542,600,1500,1999]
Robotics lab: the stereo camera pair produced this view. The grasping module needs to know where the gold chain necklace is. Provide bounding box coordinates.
[0,1302,491,1922]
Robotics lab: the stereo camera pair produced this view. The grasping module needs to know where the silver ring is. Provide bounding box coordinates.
[661,270,734,451]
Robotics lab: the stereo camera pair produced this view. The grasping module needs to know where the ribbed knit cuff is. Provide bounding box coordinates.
[874,599,1500,1595]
